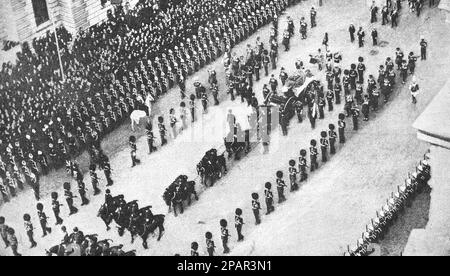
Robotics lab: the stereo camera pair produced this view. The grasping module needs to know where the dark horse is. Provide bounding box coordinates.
[197,149,227,186]
[163,175,198,216]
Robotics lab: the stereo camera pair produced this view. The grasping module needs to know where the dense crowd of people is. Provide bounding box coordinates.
[0,0,291,205]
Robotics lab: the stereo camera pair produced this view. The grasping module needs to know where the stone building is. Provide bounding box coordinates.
[0,0,116,43]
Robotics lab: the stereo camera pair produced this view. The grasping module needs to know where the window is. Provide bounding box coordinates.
[32,0,50,26]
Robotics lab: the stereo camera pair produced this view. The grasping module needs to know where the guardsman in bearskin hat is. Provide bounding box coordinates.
[338,113,346,144]
[350,105,360,131]
[262,50,271,76]
[205,232,215,256]
[64,182,78,216]
[325,125,336,156]
[251,193,261,225]
[310,140,319,172]
[89,164,101,196]
[158,116,168,146]
[235,208,244,242]
[264,182,275,215]
[189,94,197,122]
[320,131,329,163]
[275,171,287,203]
[282,29,291,52]
[129,136,141,167]
[191,242,199,256]
[146,122,157,154]
[220,219,231,254]
[299,149,308,182]
[36,203,52,237]
[51,192,64,225]
[23,214,37,248]
[300,17,308,39]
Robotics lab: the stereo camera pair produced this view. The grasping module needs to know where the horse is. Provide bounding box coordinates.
[163,176,198,215]
[130,110,148,131]
[197,150,227,186]
[131,214,166,249]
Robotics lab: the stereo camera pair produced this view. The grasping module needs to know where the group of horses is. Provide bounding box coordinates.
[46,234,136,256]
[162,175,199,216]
[98,195,165,249]
[197,149,228,187]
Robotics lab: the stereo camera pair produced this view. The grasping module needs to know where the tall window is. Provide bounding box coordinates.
[32,0,50,26]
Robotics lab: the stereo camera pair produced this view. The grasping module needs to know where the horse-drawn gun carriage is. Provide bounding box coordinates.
[268,69,319,120]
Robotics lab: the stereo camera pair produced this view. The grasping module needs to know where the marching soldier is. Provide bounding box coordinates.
[349,64,358,90]
[220,219,230,254]
[263,50,271,76]
[251,193,261,225]
[326,89,335,112]
[211,83,220,106]
[351,105,360,131]
[362,95,370,121]
[36,203,52,237]
[338,113,346,144]
[101,155,114,187]
[7,228,21,256]
[371,28,378,46]
[205,232,215,257]
[310,6,317,28]
[264,182,275,215]
[320,131,329,163]
[310,140,319,172]
[318,94,326,119]
[189,94,197,122]
[201,90,209,113]
[269,74,278,93]
[23,214,37,248]
[287,16,295,37]
[158,116,168,146]
[51,192,64,225]
[357,27,365,48]
[357,57,366,84]
[89,164,101,196]
[146,122,157,154]
[235,208,244,242]
[129,136,141,167]
[63,182,78,216]
[300,17,308,39]
[270,47,278,70]
[420,36,428,60]
[279,68,288,86]
[355,81,364,104]
[328,124,337,155]
[282,29,291,52]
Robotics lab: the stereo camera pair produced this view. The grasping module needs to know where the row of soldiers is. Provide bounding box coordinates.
[0,0,292,205]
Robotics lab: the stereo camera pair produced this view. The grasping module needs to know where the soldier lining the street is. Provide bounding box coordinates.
[205,232,215,256]
[235,208,244,242]
[338,113,346,144]
[37,203,52,237]
[310,139,319,172]
[251,193,261,225]
[23,214,37,248]
[51,192,64,225]
[220,219,230,254]
[191,242,199,256]
[320,131,329,163]
[264,182,275,215]
[158,116,168,146]
[64,182,78,216]
[328,124,337,155]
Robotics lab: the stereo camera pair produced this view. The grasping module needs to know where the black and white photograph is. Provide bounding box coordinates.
[0,0,449,259]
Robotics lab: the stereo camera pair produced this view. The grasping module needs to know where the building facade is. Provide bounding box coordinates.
[0,0,117,43]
